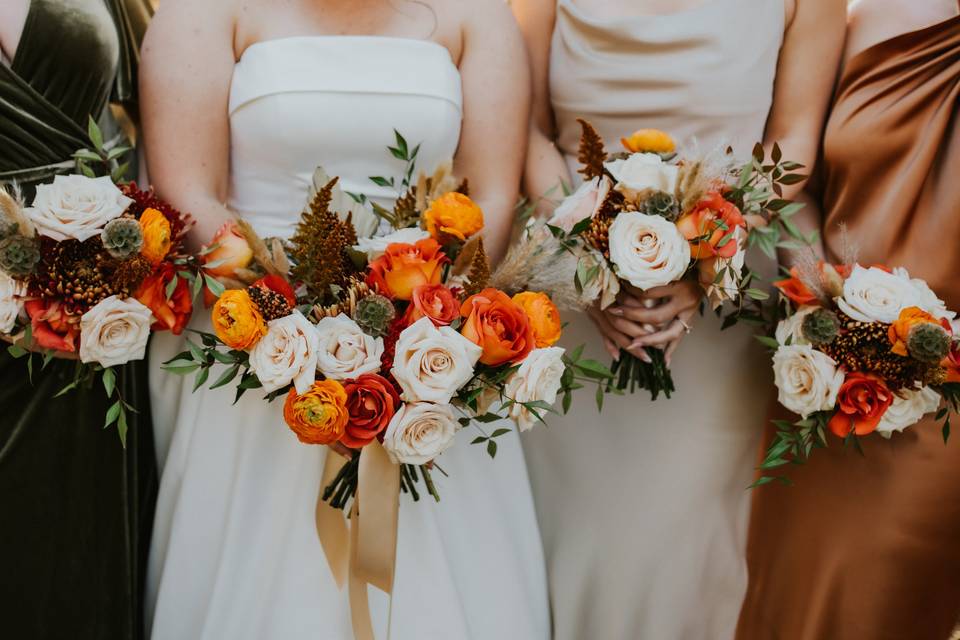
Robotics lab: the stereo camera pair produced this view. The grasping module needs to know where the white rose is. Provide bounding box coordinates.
[775,306,820,346]
[548,176,611,232]
[26,175,132,242]
[248,311,319,394]
[314,314,384,380]
[391,317,482,403]
[875,386,941,438]
[79,296,152,367]
[354,227,431,260]
[836,265,917,323]
[699,229,746,310]
[504,347,566,432]
[608,212,691,290]
[382,402,459,464]
[0,272,25,334]
[772,345,844,418]
[892,267,955,321]
[604,153,679,201]
[579,249,621,310]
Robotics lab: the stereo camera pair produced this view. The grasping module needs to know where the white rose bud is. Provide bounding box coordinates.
[773,345,844,418]
[26,175,132,242]
[248,311,319,394]
[382,402,459,464]
[391,317,482,403]
[504,347,566,432]
[836,265,917,324]
[79,296,153,367]
[774,306,820,346]
[548,176,611,233]
[604,153,679,201]
[314,314,384,380]
[354,227,431,260]
[608,212,690,290]
[0,271,26,334]
[876,387,941,438]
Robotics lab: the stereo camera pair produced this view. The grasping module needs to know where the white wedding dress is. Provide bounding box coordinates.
[146,36,549,640]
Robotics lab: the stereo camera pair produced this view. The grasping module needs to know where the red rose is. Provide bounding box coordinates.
[135,263,193,335]
[403,284,460,327]
[828,372,894,437]
[25,299,78,352]
[340,373,402,449]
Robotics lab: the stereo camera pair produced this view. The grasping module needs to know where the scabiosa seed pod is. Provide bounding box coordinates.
[801,308,840,346]
[0,235,40,278]
[354,294,396,338]
[638,191,681,222]
[907,322,951,363]
[101,217,144,259]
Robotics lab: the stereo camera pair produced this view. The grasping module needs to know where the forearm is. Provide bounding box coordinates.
[523,126,572,217]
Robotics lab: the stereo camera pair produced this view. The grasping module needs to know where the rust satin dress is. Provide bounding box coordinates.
[736,14,960,640]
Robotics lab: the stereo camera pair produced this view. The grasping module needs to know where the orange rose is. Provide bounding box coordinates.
[512,291,562,348]
[135,264,193,335]
[283,379,349,445]
[341,373,401,449]
[460,287,535,366]
[211,289,266,350]
[366,238,448,301]
[676,192,745,260]
[203,220,253,278]
[423,192,484,241]
[888,307,939,357]
[403,284,460,326]
[139,207,173,264]
[828,372,894,438]
[621,129,676,154]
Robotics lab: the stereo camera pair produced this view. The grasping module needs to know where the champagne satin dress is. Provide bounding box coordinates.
[521,1,784,638]
[737,13,960,640]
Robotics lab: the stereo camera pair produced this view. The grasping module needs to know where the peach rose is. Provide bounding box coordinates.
[366,238,448,301]
[423,192,484,241]
[676,192,745,261]
[460,287,535,366]
[203,220,253,278]
[828,372,894,438]
[512,291,561,348]
[211,289,266,350]
[620,129,676,154]
[404,284,460,326]
[888,307,939,357]
[283,379,349,445]
[139,207,172,264]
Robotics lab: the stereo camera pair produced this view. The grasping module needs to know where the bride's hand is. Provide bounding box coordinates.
[586,303,652,363]
[606,280,702,365]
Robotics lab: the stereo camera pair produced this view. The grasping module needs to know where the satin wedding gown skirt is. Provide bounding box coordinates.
[146,36,549,640]
[521,1,785,638]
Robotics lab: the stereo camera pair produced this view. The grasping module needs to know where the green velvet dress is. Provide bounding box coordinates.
[0,1,156,638]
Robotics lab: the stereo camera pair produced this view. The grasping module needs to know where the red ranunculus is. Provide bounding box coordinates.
[828,372,894,437]
[25,299,78,352]
[403,284,460,327]
[135,264,193,335]
[340,373,402,449]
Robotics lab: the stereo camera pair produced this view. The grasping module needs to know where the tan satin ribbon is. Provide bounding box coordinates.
[316,441,400,640]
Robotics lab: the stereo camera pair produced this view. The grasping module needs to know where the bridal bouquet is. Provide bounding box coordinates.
[0,122,198,443]
[756,259,960,483]
[495,121,808,400]
[167,136,596,505]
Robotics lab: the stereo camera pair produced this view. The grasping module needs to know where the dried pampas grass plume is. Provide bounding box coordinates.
[836,223,859,267]
[415,160,460,211]
[794,248,829,304]
[0,184,35,236]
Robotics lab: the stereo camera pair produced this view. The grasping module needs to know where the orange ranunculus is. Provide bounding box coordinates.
[283,379,349,445]
[512,291,562,348]
[365,238,448,301]
[210,289,266,350]
[203,220,253,278]
[675,192,745,260]
[828,372,894,438]
[774,267,820,306]
[774,262,852,306]
[403,284,460,326]
[24,300,78,353]
[460,287,535,366]
[341,373,401,449]
[423,192,484,241]
[135,264,193,335]
[621,129,676,154]
[139,208,173,264]
[888,307,939,357]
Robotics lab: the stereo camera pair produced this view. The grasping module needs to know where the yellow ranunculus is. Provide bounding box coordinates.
[423,192,484,241]
[512,291,562,348]
[211,289,266,350]
[283,380,349,445]
[139,208,173,264]
[621,129,676,154]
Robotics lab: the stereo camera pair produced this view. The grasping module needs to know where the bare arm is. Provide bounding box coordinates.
[455,0,531,264]
[140,0,237,251]
[512,0,571,217]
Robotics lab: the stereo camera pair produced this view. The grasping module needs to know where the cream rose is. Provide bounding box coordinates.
[699,229,747,310]
[382,402,459,464]
[548,176,611,232]
[876,387,941,438]
[248,311,319,394]
[78,296,152,367]
[355,227,431,260]
[314,314,384,380]
[27,175,132,242]
[775,306,820,346]
[892,267,955,321]
[773,345,844,418]
[605,153,679,201]
[504,346,566,432]
[578,249,621,310]
[608,212,690,290]
[0,271,25,334]
[391,317,482,403]
[836,265,917,323]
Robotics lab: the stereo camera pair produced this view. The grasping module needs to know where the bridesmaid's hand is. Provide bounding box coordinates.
[606,280,702,365]
[586,304,651,363]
